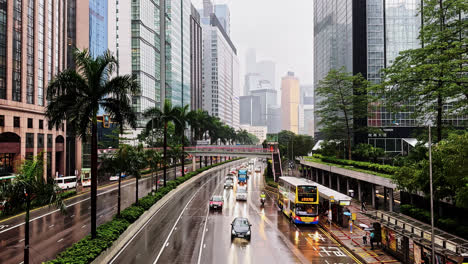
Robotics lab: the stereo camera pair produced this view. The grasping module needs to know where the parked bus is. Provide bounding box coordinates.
[278,176,319,224]
[81,168,91,187]
[55,176,77,190]
[238,169,247,185]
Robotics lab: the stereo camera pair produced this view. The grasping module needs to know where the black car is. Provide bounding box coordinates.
[231,217,251,241]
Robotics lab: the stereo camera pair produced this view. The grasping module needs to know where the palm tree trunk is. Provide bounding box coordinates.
[117,172,122,216]
[24,194,30,264]
[91,118,98,239]
[181,137,185,178]
[163,122,167,187]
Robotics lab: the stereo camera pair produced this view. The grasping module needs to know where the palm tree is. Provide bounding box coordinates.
[0,155,65,264]
[174,105,190,178]
[144,99,178,187]
[169,144,184,179]
[46,49,138,238]
[145,149,162,193]
[128,144,147,204]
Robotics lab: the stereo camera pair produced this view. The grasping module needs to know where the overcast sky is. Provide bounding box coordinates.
[192,0,314,93]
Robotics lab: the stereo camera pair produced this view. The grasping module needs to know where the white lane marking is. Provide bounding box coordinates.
[166,242,169,247]
[153,176,218,264]
[57,238,64,243]
[70,214,75,218]
[49,225,54,228]
[197,204,210,264]
[19,239,24,243]
[81,225,86,229]
[0,225,8,230]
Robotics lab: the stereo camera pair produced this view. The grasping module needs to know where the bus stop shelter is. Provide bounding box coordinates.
[311,180,352,227]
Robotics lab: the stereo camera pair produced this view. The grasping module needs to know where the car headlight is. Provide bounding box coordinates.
[246,230,251,235]
[232,229,236,234]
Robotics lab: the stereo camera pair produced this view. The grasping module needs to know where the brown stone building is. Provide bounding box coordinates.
[0,0,88,178]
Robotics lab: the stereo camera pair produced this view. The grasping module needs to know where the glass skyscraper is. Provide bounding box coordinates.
[89,0,108,57]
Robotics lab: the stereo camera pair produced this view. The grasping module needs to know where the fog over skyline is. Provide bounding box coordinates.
[193,0,314,94]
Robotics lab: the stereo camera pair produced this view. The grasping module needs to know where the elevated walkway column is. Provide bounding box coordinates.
[371,184,376,208]
[358,180,362,201]
[328,171,332,188]
[192,156,196,171]
[388,188,394,212]
[337,175,340,192]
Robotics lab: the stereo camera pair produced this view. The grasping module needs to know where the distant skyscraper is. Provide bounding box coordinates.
[267,106,282,133]
[201,3,239,128]
[299,105,314,136]
[256,60,276,91]
[251,85,277,126]
[190,5,203,111]
[244,73,260,95]
[214,4,230,36]
[245,49,257,74]
[300,85,314,104]
[281,72,300,133]
[240,96,262,126]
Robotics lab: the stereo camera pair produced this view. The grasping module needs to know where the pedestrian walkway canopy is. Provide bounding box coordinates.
[307,180,352,206]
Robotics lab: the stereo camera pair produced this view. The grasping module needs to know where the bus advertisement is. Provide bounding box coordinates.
[278,176,319,224]
[81,168,91,187]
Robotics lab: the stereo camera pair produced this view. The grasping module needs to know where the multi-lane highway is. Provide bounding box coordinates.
[109,159,360,264]
[0,165,198,264]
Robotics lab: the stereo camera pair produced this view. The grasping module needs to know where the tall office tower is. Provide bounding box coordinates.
[244,73,260,96]
[89,0,108,57]
[214,4,230,36]
[300,84,314,105]
[267,106,282,133]
[121,0,191,128]
[201,3,240,128]
[0,0,78,178]
[281,72,300,134]
[313,0,430,152]
[299,105,315,136]
[239,96,262,126]
[256,60,276,91]
[245,49,257,74]
[251,82,277,126]
[190,5,203,111]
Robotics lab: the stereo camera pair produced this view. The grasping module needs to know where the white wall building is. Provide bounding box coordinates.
[299,104,314,136]
[240,125,268,144]
[201,4,239,129]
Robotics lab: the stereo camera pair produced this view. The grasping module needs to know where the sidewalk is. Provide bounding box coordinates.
[320,200,402,264]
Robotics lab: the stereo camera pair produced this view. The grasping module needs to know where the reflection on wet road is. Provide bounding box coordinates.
[111,159,359,264]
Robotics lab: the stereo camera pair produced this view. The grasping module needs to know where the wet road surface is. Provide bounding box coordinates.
[110,160,359,264]
[0,164,198,264]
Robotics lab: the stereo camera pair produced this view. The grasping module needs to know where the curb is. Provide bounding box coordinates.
[92,159,244,264]
[319,222,368,264]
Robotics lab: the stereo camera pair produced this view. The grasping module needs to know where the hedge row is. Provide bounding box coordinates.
[46,158,242,264]
[312,154,397,175]
[400,204,468,239]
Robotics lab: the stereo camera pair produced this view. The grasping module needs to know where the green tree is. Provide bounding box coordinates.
[169,144,183,179]
[0,155,65,264]
[144,100,179,187]
[46,49,138,238]
[316,68,369,160]
[292,134,314,157]
[145,149,162,193]
[174,105,190,178]
[375,0,468,142]
[394,132,468,208]
[127,144,147,204]
[352,143,385,163]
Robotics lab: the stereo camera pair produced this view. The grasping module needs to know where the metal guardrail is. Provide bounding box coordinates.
[98,146,274,155]
[366,210,468,255]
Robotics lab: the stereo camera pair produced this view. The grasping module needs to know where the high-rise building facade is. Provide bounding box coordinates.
[256,60,276,92]
[267,106,282,133]
[0,0,77,178]
[239,95,262,126]
[89,0,108,57]
[214,4,230,36]
[190,5,203,111]
[281,72,300,134]
[201,5,240,129]
[313,0,428,152]
[299,105,314,136]
[251,86,277,126]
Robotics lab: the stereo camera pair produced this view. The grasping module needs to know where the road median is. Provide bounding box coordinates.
[45,158,242,264]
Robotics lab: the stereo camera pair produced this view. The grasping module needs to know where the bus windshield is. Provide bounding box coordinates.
[297,185,317,203]
[295,204,318,216]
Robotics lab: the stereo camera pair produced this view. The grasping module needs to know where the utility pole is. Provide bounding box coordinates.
[429,125,435,264]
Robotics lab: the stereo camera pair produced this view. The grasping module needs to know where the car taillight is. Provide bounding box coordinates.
[209,202,213,205]
[295,216,302,221]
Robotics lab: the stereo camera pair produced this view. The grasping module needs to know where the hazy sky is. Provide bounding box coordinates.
[192,0,314,93]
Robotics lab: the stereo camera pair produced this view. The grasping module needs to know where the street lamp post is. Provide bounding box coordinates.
[428,125,435,264]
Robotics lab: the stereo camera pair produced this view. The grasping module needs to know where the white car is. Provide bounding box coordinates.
[236,186,248,201]
[255,166,261,172]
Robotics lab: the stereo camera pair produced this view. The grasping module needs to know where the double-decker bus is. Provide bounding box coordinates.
[278,176,319,224]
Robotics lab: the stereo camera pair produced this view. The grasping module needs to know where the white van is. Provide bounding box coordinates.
[236,186,248,201]
[55,176,77,190]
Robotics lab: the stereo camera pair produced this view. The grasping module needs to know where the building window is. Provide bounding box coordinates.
[14,117,20,128]
[26,133,34,148]
[37,133,44,148]
[37,0,45,105]
[12,0,22,102]
[47,134,52,148]
[39,119,44,129]
[28,118,33,128]
[0,0,7,99]
[26,0,35,104]
[48,121,52,130]
[0,115,4,126]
